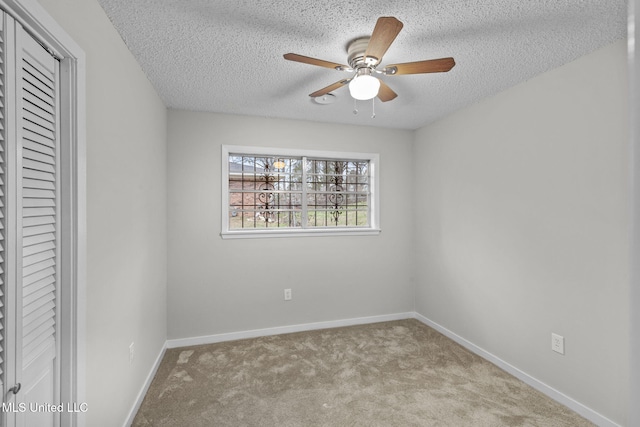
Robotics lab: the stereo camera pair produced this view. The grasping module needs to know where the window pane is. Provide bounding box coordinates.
[305,158,369,228]
[229,155,303,229]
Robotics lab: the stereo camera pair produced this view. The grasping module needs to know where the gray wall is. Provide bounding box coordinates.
[413,40,630,424]
[37,1,168,426]
[167,111,414,339]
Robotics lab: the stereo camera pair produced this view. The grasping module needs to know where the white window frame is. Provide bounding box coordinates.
[221,145,380,239]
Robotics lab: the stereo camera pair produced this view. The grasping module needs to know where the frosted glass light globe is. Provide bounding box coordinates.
[348,75,380,100]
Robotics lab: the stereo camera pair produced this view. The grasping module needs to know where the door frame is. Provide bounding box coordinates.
[0,0,85,426]
[630,1,640,425]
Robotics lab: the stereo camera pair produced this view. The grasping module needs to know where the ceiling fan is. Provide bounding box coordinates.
[284,17,455,103]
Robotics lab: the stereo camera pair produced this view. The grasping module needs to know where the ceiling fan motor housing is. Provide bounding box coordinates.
[347,37,378,69]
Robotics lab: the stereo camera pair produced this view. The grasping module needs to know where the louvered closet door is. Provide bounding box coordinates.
[0,12,60,427]
[15,24,60,427]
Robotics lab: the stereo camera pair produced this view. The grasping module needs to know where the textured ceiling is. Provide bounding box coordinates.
[96,0,626,130]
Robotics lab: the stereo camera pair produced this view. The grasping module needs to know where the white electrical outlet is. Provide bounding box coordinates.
[129,342,135,363]
[551,333,564,355]
[284,288,292,301]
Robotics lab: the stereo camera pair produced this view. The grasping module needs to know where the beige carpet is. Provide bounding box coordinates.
[132,319,594,426]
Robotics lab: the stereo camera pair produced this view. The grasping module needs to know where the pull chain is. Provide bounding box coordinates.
[351,98,377,118]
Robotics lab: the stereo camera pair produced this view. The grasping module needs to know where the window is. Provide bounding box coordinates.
[221,145,380,238]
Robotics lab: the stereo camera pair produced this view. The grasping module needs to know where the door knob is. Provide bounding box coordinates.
[8,383,21,395]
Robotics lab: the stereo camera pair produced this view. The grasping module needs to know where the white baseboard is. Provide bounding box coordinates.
[412,313,621,427]
[166,312,415,349]
[124,342,167,427]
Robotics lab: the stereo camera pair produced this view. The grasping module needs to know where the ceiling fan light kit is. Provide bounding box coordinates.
[349,68,380,100]
[283,16,456,112]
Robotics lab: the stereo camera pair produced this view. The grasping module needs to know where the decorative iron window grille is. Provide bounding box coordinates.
[227,153,372,231]
[306,159,369,227]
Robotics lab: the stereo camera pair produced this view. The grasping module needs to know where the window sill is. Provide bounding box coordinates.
[220,228,381,239]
